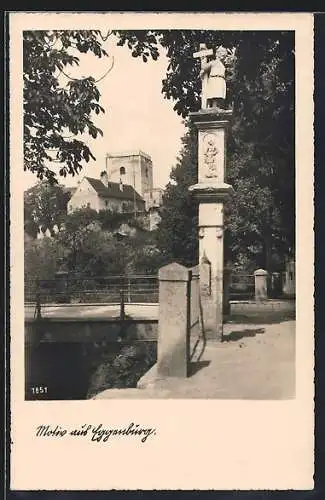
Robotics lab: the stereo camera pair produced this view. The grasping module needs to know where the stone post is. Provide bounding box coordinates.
[223,267,231,316]
[157,262,192,378]
[254,269,268,301]
[189,265,200,335]
[189,109,234,340]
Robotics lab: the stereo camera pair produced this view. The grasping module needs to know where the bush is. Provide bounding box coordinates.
[86,341,157,398]
[24,237,66,281]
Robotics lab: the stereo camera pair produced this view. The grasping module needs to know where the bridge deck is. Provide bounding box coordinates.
[24,303,159,321]
[25,300,294,323]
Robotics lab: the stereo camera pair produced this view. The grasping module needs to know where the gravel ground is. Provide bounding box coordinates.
[95,316,295,400]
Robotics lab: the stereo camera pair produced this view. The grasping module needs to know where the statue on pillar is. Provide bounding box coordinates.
[193,44,228,110]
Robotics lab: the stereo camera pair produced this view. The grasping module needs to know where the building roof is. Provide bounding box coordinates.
[85,177,144,202]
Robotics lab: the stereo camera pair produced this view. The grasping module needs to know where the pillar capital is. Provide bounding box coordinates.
[189,182,234,203]
[254,269,268,276]
[189,108,233,129]
[158,262,192,282]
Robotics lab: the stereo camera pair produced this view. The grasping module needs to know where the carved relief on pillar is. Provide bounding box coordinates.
[200,251,211,296]
[198,225,224,240]
[203,133,219,179]
[198,227,205,239]
[216,226,223,239]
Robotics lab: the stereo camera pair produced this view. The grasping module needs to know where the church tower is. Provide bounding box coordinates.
[105,150,154,198]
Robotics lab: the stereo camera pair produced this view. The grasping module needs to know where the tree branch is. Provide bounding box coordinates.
[58,55,114,83]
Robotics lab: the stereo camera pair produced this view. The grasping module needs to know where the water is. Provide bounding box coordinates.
[25,342,93,400]
[25,338,157,401]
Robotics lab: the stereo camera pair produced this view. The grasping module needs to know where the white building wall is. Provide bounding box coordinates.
[67,179,100,213]
[67,176,146,215]
[143,187,164,211]
[98,197,127,213]
[149,209,161,231]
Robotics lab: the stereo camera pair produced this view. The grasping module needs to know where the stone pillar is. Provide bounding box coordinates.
[189,109,234,340]
[189,265,200,336]
[157,262,192,378]
[223,267,231,316]
[254,269,268,301]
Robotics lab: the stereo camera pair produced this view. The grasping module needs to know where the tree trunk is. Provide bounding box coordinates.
[265,235,272,274]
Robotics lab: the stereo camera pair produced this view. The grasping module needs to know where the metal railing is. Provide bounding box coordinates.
[25,271,284,310]
[229,273,255,300]
[24,275,159,306]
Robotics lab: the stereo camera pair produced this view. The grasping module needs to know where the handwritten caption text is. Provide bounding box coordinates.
[35,423,157,443]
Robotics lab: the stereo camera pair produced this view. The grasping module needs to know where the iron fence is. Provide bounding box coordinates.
[229,273,255,300]
[24,275,159,305]
[25,271,283,308]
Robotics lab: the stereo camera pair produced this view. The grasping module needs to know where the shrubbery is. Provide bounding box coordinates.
[25,207,164,281]
[86,341,157,398]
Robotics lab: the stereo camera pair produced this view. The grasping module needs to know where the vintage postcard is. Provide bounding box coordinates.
[9,11,314,490]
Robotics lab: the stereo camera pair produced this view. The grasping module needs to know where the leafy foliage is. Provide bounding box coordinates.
[86,341,157,397]
[156,122,199,267]
[157,119,293,271]
[24,237,66,281]
[114,30,160,62]
[24,30,107,183]
[24,206,164,280]
[24,29,295,271]
[117,30,294,269]
[24,181,71,237]
[225,143,291,271]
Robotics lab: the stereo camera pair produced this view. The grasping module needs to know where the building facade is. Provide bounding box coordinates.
[67,150,163,230]
[143,187,164,211]
[67,176,145,214]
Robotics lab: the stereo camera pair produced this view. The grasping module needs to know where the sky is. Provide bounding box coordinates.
[23,33,187,191]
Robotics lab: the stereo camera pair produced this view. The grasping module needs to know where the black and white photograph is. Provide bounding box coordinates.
[10,11,314,490]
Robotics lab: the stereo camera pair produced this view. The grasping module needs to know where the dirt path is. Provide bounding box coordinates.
[95,319,295,400]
